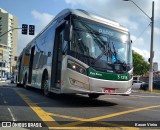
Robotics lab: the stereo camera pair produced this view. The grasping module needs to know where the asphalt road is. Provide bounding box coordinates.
[0,81,160,130]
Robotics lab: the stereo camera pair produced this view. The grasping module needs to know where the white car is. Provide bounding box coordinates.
[0,76,7,81]
[132,80,146,90]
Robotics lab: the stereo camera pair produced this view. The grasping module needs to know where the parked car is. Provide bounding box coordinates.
[0,76,7,81]
[140,80,160,90]
[153,80,160,90]
[132,80,146,90]
[140,83,149,90]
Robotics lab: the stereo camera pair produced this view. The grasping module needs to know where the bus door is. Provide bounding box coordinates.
[18,56,22,83]
[28,46,35,84]
[51,24,64,89]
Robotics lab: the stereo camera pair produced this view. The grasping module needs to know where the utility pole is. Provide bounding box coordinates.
[149,1,154,92]
[123,0,155,92]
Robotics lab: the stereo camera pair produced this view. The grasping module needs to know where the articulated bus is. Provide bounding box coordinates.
[15,9,133,98]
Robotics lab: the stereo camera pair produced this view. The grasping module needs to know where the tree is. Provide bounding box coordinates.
[132,50,149,76]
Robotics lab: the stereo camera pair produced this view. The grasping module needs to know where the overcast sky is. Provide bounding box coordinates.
[1,0,160,69]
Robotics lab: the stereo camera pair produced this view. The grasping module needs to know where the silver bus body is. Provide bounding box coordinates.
[16,9,133,97]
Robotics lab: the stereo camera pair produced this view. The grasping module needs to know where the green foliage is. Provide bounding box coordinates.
[132,50,149,75]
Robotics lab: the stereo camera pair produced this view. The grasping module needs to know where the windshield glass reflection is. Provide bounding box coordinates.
[69,19,131,72]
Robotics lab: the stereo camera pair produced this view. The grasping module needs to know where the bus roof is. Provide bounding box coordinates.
[24,9,129,51]
[54,9,128,32]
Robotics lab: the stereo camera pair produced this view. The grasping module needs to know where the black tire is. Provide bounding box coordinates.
[16,83,20,87]
[23,74,28,89]
[121,94,130,96]
[88,94,100,99]
[16,77,19,87]
[144,87,147,91]
[11,81,14,84]
[43,78,50,97]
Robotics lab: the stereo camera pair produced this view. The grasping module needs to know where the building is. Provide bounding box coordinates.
[153,62,158,72]
[0,8,18,78]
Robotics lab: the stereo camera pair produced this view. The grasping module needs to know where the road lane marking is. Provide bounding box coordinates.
[130,95,160,98]
[99,98,118,100]
[3,99,8,104]
[99,97,152,104]
[87,104,160,121]
[48,113,85,121]
[1,95,8,104]
[0,91,16,121]
[146,109,160,112]
[8,108,16,121]
[118,105,136,109]
[16,90,60,127]
[48,113,135,128]
[16,90,140,129]
[61,104,160,127]
[15,90,135,129]
[17,90,157,129]
[0,93,7,104]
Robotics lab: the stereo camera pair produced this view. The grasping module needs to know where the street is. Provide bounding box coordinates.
[0,81,160,130]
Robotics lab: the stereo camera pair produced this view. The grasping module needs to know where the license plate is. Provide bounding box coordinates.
[104,88,116,94]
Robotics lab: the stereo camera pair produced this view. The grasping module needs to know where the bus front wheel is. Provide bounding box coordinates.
[43,79,50,97]
[23,74,28,89]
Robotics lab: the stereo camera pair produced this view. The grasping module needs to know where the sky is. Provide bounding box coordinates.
[1,0,160,69]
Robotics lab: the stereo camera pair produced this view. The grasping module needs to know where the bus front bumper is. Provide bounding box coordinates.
[62,73,132,95]
[88,77,132,95]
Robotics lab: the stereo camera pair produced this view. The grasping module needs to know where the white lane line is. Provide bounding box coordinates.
[131,95,160,98]
[3,99,8,104]
[7,108,16,121]
[0,93,8,104]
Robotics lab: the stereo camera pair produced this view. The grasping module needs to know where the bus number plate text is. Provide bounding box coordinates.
[104,88,115,94]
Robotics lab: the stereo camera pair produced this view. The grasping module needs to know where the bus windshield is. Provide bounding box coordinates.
[70,19,132,71]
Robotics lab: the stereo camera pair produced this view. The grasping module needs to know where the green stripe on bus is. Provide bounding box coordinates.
[87,68,130,81]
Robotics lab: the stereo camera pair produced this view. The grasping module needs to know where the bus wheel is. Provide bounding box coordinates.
[43,79,50,97]
[16,77,20,87]
[88,94,100,99]
[23,74,28,89]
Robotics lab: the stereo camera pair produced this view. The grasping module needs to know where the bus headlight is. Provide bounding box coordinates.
[67,60,86,75]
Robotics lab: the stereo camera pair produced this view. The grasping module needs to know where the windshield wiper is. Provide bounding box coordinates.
[92,41,112,65]
[92,41,127,67]
[112,42,127,65]
[112,42,117,62]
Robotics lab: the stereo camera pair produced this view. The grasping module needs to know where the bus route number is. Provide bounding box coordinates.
[118,75,128,80]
